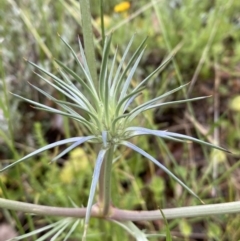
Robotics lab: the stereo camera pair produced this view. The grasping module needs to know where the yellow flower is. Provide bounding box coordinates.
[229,95,240,112]
[114,1,130,13]
[60,148,88,184]
[210,149,226,163]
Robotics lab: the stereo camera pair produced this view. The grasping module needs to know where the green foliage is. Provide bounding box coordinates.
[156,0,240,75]
[0,0,239,240]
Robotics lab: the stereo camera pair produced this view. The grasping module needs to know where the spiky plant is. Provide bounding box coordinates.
[1,34,228,240]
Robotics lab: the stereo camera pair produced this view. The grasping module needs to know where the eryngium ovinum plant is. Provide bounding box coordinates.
[2,35,228,240]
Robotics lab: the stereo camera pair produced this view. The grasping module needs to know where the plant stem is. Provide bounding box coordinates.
[79,0,98,84]
[111,202,240,220]
[100,0,105,45]
[0,198,99,218]
[98,146,114,216]
[1,197,240,221]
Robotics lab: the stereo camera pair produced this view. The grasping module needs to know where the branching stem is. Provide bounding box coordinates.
[1,198,240,221]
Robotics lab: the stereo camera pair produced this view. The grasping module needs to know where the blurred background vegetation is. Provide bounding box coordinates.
[0,0,240,240]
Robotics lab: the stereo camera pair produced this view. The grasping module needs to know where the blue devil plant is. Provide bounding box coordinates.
[1,35,228,239]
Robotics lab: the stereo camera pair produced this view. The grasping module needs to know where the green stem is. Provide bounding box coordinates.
[98,146,114,216]
[111,201,240,220]
[0,198,99,218]
[1,197,240,221]
[100,0,105,45]
[79,0,98,84]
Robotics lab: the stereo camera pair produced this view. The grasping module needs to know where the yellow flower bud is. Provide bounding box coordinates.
[114,1,130,13]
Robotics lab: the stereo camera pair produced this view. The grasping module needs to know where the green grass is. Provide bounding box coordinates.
[0,0,240,240]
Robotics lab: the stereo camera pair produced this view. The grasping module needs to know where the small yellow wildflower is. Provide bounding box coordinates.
[229,95,240,112]
[60,148,88,184]
[114,1,130,13]
[210,149,226,163]
[60,165,74,184]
